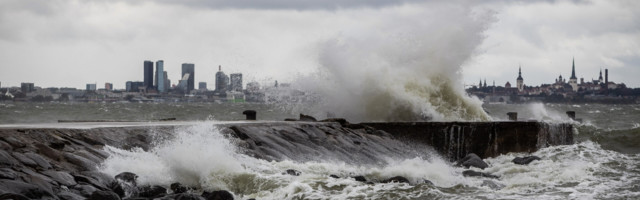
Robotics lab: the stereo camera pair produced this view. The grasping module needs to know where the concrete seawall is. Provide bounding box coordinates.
[361,121,574,161]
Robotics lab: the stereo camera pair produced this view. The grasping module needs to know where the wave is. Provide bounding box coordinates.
[575,125,640,154]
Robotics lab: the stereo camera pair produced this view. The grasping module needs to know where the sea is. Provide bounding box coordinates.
[1,101,639,199]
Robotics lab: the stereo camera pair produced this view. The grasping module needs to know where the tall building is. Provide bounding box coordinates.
[164,71,169,91]
[144,61,154,89]
[21,83,34,94]
[230,73,243,92]
[569,58,578,92]
[598,69,603,84]
[156,60,165,92]
[86,83,97,91]
[199,82,207,90]
[105,83,113,91]
[215,65,229,93]
[181,63,195,92]
[126,81,144,92]
[605,69,609,84]
[516,66,524,92]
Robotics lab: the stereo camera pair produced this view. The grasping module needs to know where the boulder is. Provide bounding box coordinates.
[174,193,205,200]
[64,152,97,171]
[90,190,121,200]
[512,156,541,165]
[2,136,26,148]
[24,152,53,169]
[0,168,17,180]
[42,170,77,186]
[381,176,410,184]
[0,193,30,200]
[73,183,98,197]
[0,150,18,166]
[11,152,38,167]
[329,174,340,179]
[0,179,53,199]
[138,185,167,198]
[171,182,188,194]
[352,176,367,182]
[115,172,138,186]
[73,174,108,190]
[284,169,301,176]
[299,114,317,122]
[455,153,489,169]
[56,190,85,200]
[35,143,61,161]
[422,179,434,185]
[0,140,12,151]
[202,190,234,200]
[462,170,499,179]
[481,180,505,190]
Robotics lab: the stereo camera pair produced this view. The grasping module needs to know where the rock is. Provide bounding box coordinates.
[42,170,77,186]
[381,176,410,184]
[202,190,234,200]
[422,179,434,185]
[73,174,108,190]
[107,181,125,198]
[284,118,298,121]
[2,136,25,148]
[75,149,103,164]
[0,140,12,151]
[175,193,205,200]
[0,179,53,199]
[0,168,17,180]
[171,182,188,194]
[80,171,115,189]
[35,143,62,161]
[138,185,167,198]
[284,169,301,176]
[11,152,37,167]
[329,174,340,179]
[512,156,541,165]
[24,152,53,169]
[462,170,499,179]
[90,190,121,200]
[320,118,350,127]
[57,190,85,200]
[115,172,138,186]
[299,114,317,122]
[73,183,98,197]
[481,180,505,190]
[0,150,18,166]
[64,152,97,171]
[24,173,56,196]
[0,193,30,200]
[455,153,489,169]
[49,139,66,150]
[352,176,367,182]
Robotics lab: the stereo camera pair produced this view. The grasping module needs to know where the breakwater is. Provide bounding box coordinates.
[0,120,574,199]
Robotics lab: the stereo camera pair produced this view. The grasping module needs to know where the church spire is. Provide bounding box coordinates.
[517,65,523,80]
[570,57,577,79]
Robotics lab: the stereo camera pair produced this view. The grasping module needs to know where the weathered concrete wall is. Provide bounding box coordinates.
[361,122,574,161]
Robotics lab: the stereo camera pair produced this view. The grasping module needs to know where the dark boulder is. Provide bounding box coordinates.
[329,174,340,179]
[35,143,61,161]
[462,170,499,179]
[42,170,77,186]
[57,191,85,200]
[0,179,54,199]
[0,168,17,180]
[171,182,188,194]
[0,150,18,166]
[2,136,25,148]
[11,152,38,167]
[422,179,434,185]
[74,174,108,190]
[284,169,301,176]
[107,181,125,198]
[0,193,30,200]
[352,176,367,182]
[299,114,317,122]
[115,172,138,186]
[24,152,53,169]
[64,152,97,171]
[455,153,489,169]
[512,156,541,165]
[481,180,505,190]
[90,190,121,200]
[175,193,205,200]
[381,176,410,184]
[73,183,98,197]
[138,185,167,198]
[202,190,234,200]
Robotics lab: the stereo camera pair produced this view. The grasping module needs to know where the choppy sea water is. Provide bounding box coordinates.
[2,102,639,199]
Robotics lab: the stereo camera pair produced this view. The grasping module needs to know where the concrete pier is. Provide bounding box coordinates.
[361,121,574,161]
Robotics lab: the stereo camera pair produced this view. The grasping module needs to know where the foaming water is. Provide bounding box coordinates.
[99,121,640,199]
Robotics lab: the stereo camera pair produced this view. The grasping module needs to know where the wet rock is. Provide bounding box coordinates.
[57,190,85,200]
[80,171,115,189]
[0,140,12,151]
[90,190,121,200]
[0,168,17,179]
[0,179,53,199]
[284,118,298,121]
[422,179,434,185]
[0,150,18,166]
[115,172,138,186]
[456,153,489,169]
[381,176,410,184]
[462,170,499,179]
[42,170,77,186]
[49,140,66,150]
[171,182,188,194]
[73,183,98,197]
[320,118,350,127]
[329,174,340,179]
[352,176,367,182]
[174,193,205,200]
[24,152,53,169]
[64,152,97,171]
[107,181,125,198]
[0,193,30,200]
[11,152,37,167]
[284,169,301,176]
[24,173,56,196]
[75,149,103,164]
[2,136,25,148]
[202,190,234,200]
[481,180,505,190]
[35,143,62,161]
[74,174,108,190]
[512,156,541,165]
[138,185,167,198]
[299,114,317,122]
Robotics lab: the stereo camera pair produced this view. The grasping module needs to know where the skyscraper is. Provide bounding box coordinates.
[156,60,165,92]
[215,65,229,93]
[144,61,154,89]
[105,83,113,91]
[230,73,243,92]
[181,63,195,92]
[199,82,207,90]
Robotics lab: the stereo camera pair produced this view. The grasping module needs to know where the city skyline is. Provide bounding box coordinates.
[0,0,638,89]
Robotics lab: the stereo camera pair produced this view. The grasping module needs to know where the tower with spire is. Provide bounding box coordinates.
[598,69,603,84]
[517,66,524,92]
[569,58,578,92]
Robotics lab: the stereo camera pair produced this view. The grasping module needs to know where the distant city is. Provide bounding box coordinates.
[467,58,640,104]
[2,58,640,104]
[0,60,299,103]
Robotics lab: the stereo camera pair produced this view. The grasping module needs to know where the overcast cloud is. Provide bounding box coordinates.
[0,0,638,89]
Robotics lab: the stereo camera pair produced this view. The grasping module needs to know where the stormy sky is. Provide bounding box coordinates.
[0,0,638,89]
